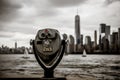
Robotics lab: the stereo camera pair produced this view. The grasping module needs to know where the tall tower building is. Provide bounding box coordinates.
[15,42,17,49]
[112,32,118,50]
[85,36,92,53]
[118,28,120,49]
[99,23,110,41]
[75,14,80,44]
[99,23,106,44]
[94,30,97,47]
[69,35,75,53]
[105,25,110,40]
[85,36,91,46]
[99,23,106,34]
[80,34,83,45]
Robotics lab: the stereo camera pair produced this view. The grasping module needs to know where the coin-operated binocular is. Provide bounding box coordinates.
[31,28,66,79]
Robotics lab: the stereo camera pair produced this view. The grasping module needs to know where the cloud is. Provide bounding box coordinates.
[0,0,22,22]
[105,0,120,5]
[18,0,59,17]
[80,0,120,29]
[49,0,87,7]
[100,1,120,28]
[0,0,59,34]
[0,31,15,38]
[0,0,22,31]
[11,32,34,41]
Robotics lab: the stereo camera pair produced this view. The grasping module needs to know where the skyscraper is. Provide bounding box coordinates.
[99,23,106,50]
[75,14,80,44]
[112,32,118,50]
[105,25,110,40]
[85,36,92,53]
[118,28,120,49]
[99,35,102,50]
[99,24,110,41]
[15,42,17,49]
[80,34,83,45]
[94,30,97,47]
[99,23,106,34]
[85,36,91,46]
[69,35,75,53]
[99,23,111,50]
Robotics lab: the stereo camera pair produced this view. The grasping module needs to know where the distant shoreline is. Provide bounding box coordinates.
[0,53,120,55]
[68,52,120,55]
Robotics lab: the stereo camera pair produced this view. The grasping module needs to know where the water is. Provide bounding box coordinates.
[0,54,120,80]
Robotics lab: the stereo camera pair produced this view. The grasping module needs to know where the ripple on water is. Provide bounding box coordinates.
[0,54,120,79]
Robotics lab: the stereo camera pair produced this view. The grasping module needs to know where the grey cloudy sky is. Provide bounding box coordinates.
[0,0,120,47]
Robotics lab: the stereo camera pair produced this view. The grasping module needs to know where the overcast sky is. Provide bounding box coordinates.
[0,0,120,48]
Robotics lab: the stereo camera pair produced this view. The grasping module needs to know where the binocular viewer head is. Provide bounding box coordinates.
[35,28,61,56]
[31,28,66,70]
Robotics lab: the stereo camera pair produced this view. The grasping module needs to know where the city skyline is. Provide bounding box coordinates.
[0,0,120,47]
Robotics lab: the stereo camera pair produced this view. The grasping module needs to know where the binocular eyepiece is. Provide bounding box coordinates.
[38,29,57,39]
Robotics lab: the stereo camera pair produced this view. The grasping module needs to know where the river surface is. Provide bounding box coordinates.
[0,54,120,80]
